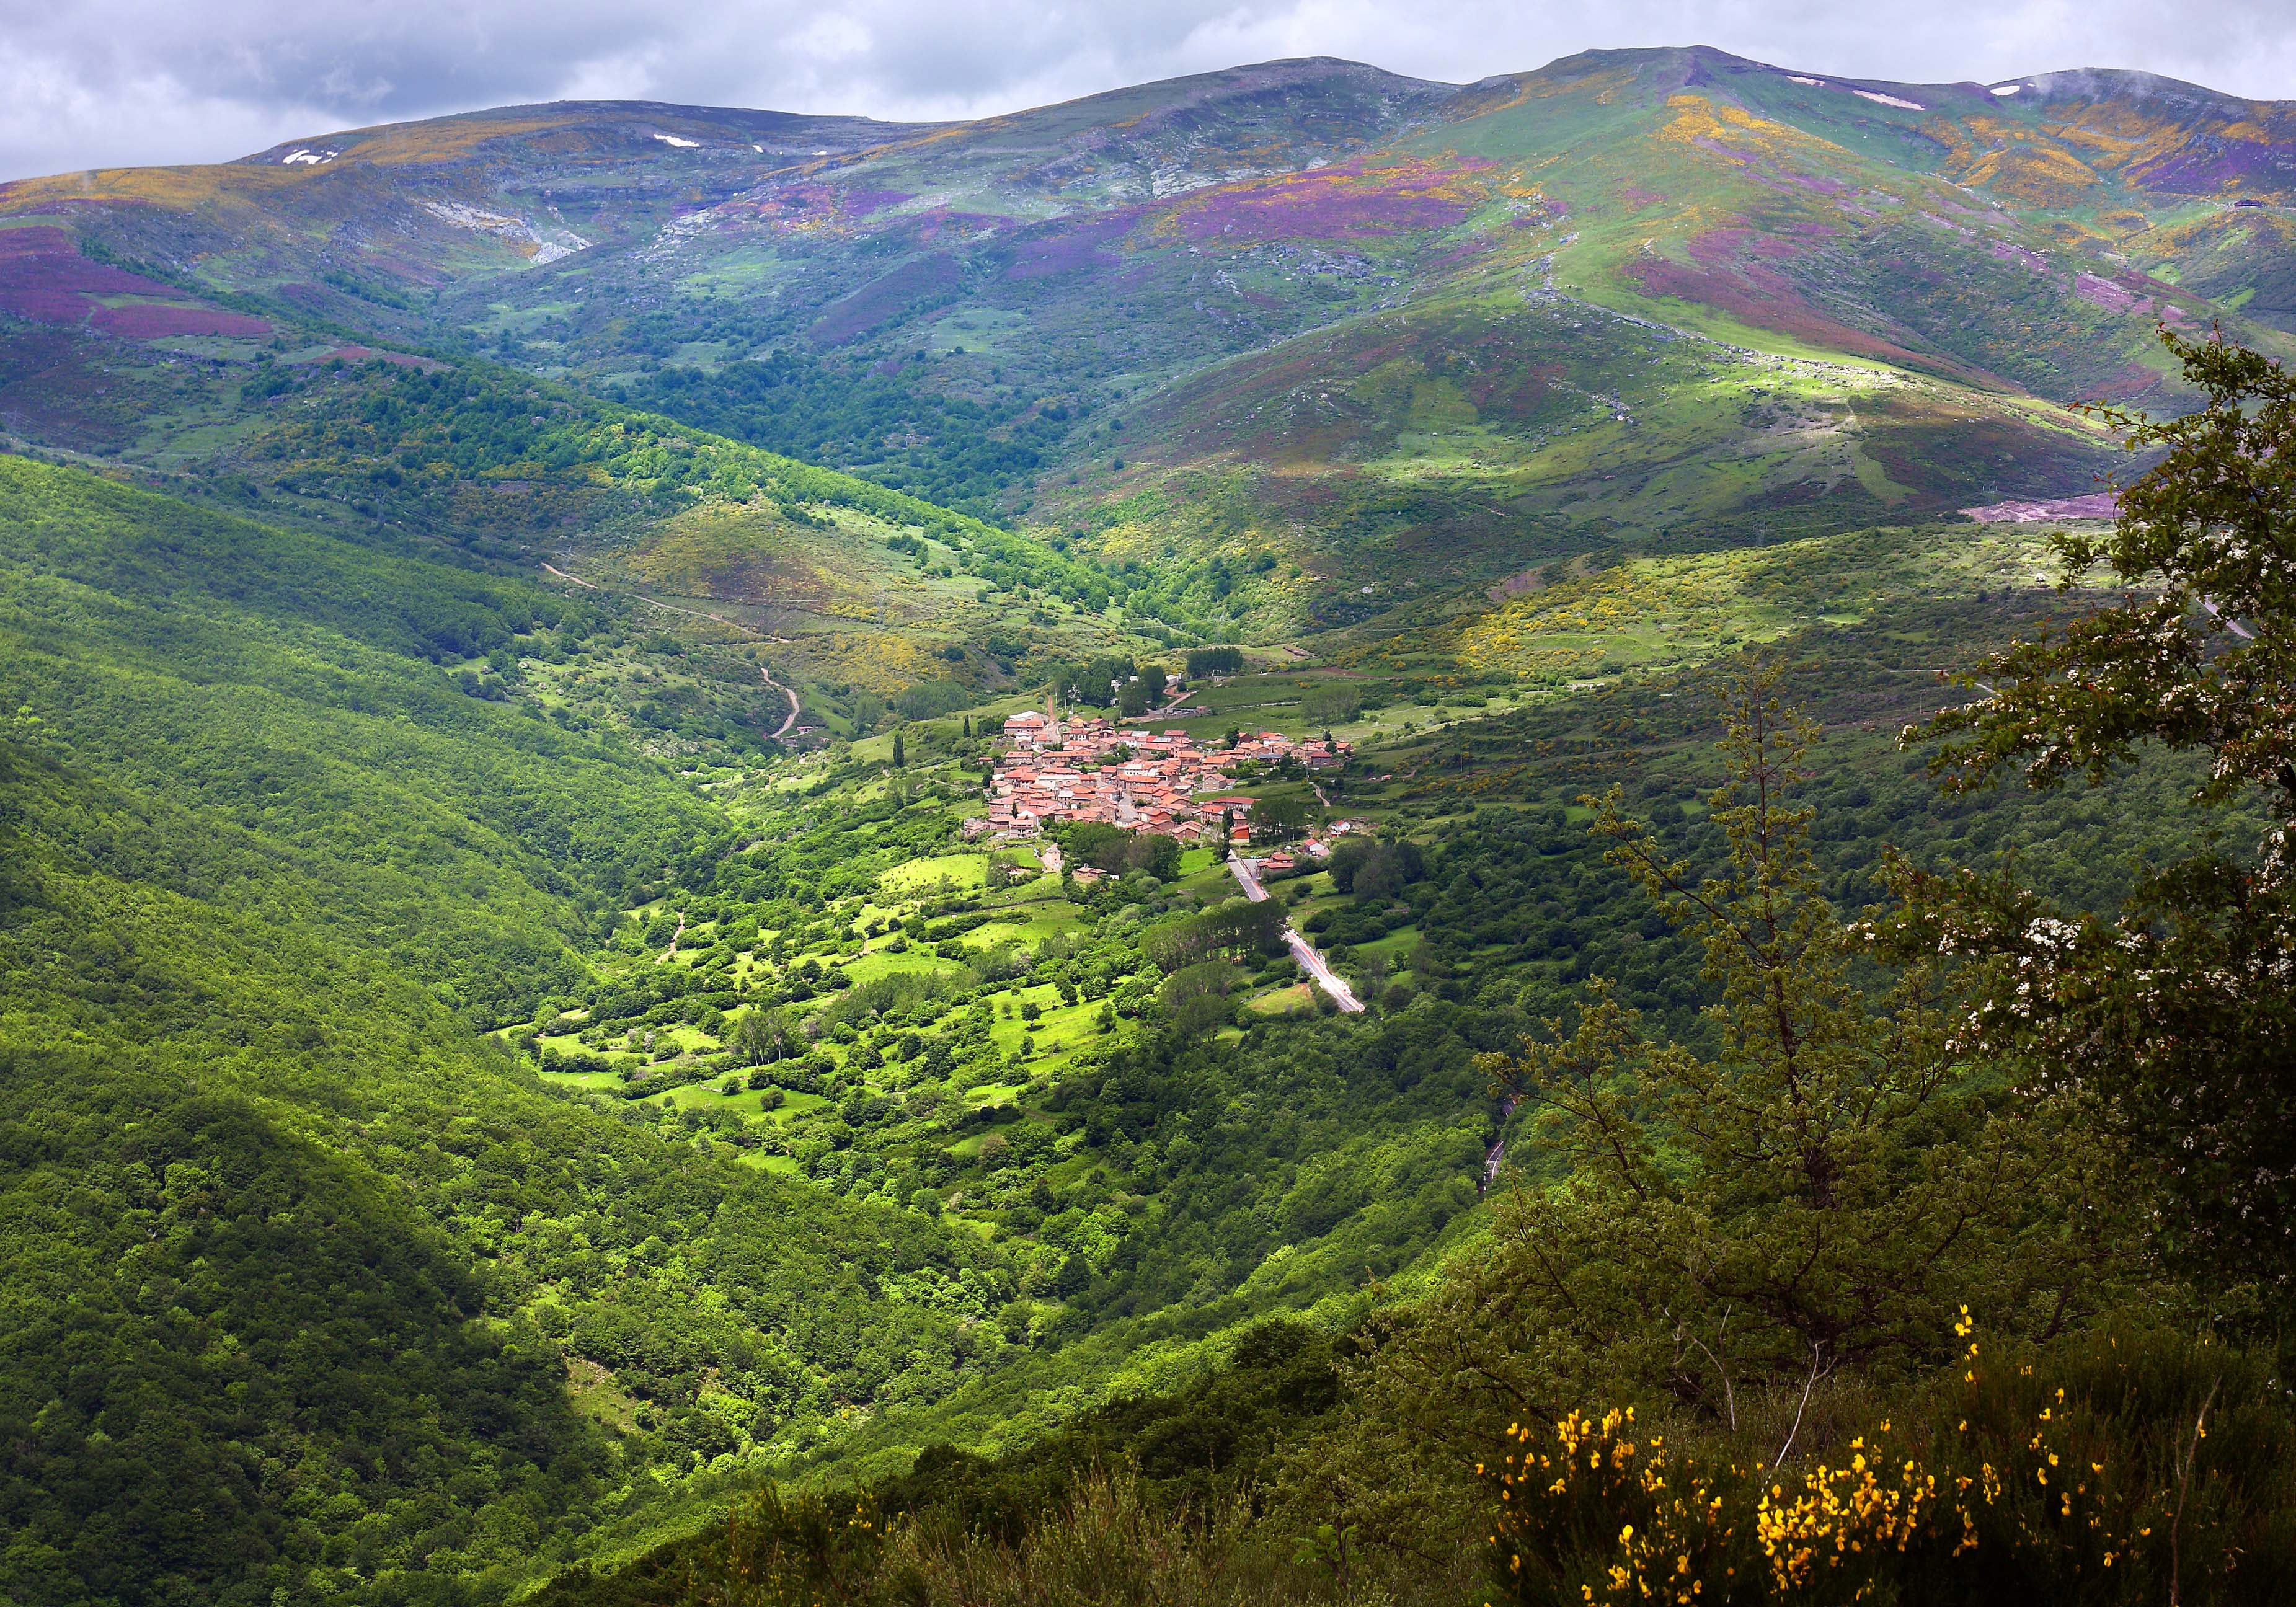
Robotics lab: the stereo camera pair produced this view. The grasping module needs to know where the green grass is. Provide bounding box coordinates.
[1248,982,1317,1014]
[539,1066,630,1092]
[877,851,991,897]
[844,949,968,985]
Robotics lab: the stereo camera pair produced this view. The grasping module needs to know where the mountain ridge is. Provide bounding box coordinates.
[5,45,2294,642]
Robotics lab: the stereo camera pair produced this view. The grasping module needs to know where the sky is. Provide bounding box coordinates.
[2,0,2292,182]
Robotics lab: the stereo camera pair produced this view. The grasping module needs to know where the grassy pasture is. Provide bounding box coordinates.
[876,851,991,897]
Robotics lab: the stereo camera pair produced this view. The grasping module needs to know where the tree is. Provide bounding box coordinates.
[734,1006,791,1065]
[1056,821,1181,881]
[1060,654,1137,707]
[892,731,906,768]
[1329,839,1422,898]
[1145,899,1285,970]
[1899,327,2296,1304]
[1251,790,1312,843]
[1452,670,2125,1414]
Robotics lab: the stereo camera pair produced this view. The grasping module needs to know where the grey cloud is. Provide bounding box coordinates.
[0,0,2288,182]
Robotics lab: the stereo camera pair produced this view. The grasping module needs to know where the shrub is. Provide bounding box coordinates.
[1484,1320,2296,1606]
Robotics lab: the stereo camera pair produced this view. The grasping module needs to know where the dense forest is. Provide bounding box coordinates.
[613,350,1076,517]
[0,458,1026,1601]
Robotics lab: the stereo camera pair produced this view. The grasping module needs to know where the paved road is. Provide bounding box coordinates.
[1226,857,1364,1014]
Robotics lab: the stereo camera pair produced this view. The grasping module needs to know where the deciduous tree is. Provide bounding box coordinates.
[1898,327,2296,1306]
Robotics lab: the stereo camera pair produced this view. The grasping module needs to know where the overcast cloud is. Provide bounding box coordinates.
[1,0,2291,183]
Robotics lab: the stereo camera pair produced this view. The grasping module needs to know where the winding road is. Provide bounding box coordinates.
[1226,856,1364,1014]
[541,561,800,738]
[756,663,800,739]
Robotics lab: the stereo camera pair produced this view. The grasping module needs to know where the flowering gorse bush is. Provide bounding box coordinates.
[1479,1314,2295,1605]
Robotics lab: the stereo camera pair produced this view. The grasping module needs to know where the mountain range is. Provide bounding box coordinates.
[6,47,2294,646]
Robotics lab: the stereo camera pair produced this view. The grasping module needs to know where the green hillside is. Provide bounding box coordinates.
[0,458,1030,1600]
[2,42,2295,1607]
[2,426,2252,1605]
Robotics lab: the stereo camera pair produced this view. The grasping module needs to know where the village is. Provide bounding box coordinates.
[969,694,1352,869]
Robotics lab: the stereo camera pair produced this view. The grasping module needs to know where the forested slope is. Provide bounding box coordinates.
[0,458,1016,1604]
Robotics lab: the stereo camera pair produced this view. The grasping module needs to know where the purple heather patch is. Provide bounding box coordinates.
[808,252,962,346]
[1687,228,1799,268]
[2073,272,2151,316]
[1425,237,1497,271]
[1990,239,2050,274]
[1693,138,1846,198]
[2132,139,2296,199]
[1169,159,1491,243]
[0,225,273,337]
[1004,211,1141,280]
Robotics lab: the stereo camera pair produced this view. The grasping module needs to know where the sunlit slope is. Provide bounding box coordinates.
[439,48,2285,641]
[69,351,1145,691]
[1481,51,2296,369]
[1042,288,2117,634]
